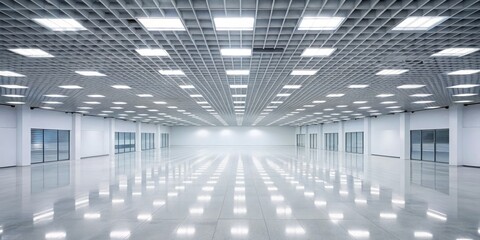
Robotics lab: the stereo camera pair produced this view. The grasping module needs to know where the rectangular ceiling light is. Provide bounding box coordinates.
[447,69,480,75]
[233,101,245,104]
[220,48,252,57]
[45,94,67,98]
[137,94,153,97]
[197,101,208,104]
[33,18,87,31]
[214,17,254,31]
[392,16,448,31]
[431,48,479,57]
[232,94,246,97]
[283,85,301,89]
[326,93,344,97]
[179,85,195,89]
[291,70,318,76]
[230,85,248,88]
[0,84,28,89]
[277,93,291,97]
[376,93,395,97]
[111,85,131,89]
[8,48,53,58]
[135,48,169,57]
[348,84,369,88]
[0,71,25,77]
[447,84,480,89]
[298,17,345,30]
[226,70,250,75]
[397,84,425,89]
[301,48,336,57]
[75,71,106,76]
[137,18,185,31]
[190,94,202,98]
[271,101,283,104]
[410,93,432,97]
[375,69,408,75]
[59,85,82,89]
[159,69,185,75]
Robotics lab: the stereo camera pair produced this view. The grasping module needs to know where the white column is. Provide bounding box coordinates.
[319,124,324,150]
[16,105,31,166]
[109,118,115,156]
[338,121,344,152]
[135,122,142,152]
[399,112,410,159]
[156,125,162,149]
[71,113,82,160]
[363,117,371,155]
[449,105,463,166]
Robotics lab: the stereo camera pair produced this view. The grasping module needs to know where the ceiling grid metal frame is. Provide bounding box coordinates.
[0,0,479,126]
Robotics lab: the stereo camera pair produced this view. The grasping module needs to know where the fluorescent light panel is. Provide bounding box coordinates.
[397,84,425,89]
[301,48,336,57]
[326,93,344,97]
[59,85,82,89]
[226,70,250,75]
[376,69,408,75]
[33,18,86,31]
[75,71,106,76]
[111,85,131,89]
[447,69,480,75]
[0,84,28,89]
[230,85,248,89]
[220,48,252,56]
[291,70,318,76]
[348,84,368,88]
[298,17,345,30]
[159,69,185,75]
[214,17,254,31]
[283,85,301,89]
[8,48,53,58]
[431,48,479,57]
[447,84,479,89]
[0,71,25,77]
[392,16,448,31]
[135,48,169,56]
[137,18,185,31]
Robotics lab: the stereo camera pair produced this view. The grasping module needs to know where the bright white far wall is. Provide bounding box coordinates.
[0,106,16,167]
[81,116,110,158]
[170,126,296,146]
[369,115,401,157]
[463,104,480,166]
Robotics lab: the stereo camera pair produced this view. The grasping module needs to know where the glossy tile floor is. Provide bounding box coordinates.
[0,147,479,239]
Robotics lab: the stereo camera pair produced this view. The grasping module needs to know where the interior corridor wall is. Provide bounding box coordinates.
[170,126,295,146]
[0,106,17,167]
[371,114,401,157]
[463,104,480,166]
[81,116,110,158]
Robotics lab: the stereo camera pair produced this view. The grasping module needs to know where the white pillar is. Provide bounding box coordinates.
[338,121,344,152]
[109,118,115,156]
[399,113,410,159]
[449,105,463,166]
[319,124,324,150]
[71,113,82,160]
[156,125,161,149]
[135,122,142,152]
[363,117,371,155]
[16,105,31,166]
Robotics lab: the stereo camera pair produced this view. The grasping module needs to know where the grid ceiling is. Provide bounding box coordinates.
[0,0,479,126]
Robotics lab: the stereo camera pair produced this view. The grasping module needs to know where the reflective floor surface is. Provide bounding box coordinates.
[0,146,479,239]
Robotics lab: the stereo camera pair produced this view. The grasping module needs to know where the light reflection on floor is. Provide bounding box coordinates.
[0,146,479,239]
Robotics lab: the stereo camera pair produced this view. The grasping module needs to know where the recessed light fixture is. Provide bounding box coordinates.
[226,70,250,75]
[326,93,344,97]
[0,84,28,89]
[167,106,178,109]
[0,71,25,77]
[40,106,54,110]
[78,107,92,110]
[453,93,478,97]
[75,71,106,76]
[348,84,369,89]
[59,85,83,89]
[159,69,185,75]
[376,93,395,98]
[137,94,153,97]
[87,94,105,98]
[135,106,147,109]
[190,94,202,98]
[447,84,480,89]
[353,101,367,104]
[112,85,131,89]
[83,101,101,105]
[290,70,318,76]
[197,101,209,104]
[397,84,425,89]
[431,48,479,57]
[359,106,372,109]
[232,94,247,98]
[137,17,185,31]
[8,48,54,58]
[425,106,441,109]
[112,102,127,105]
[392,16,448,31]
[337,105,348,108]
[447,69,480,75]
[376,69,408,75]
[413,100,436,104]
[271,101,283,104]
[298,17,345,30]
[277,93,291,97]
[2,94,25,98]
[386,106,402,109]
[6,101,25,105]
[283,85,302,89]
[33,18,87,31]
[230,85,248,89]
[313,100,326,103]
[220,48,252,56]
[135,48,169,56]
[410,93,432,97]
[301,48,336,57]
[214,17,254,31]
[381,101,397,104]
[111,107,123,110]
[454,100,474,103]
[153,101,167,104]
[44,94,67,98]
[179,85,195,89]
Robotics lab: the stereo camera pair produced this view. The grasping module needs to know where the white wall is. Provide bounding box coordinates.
[410,108,449,130]
[142,123,156,133]
[462,104,480,167]
[81,116,110,158]
[323,122,340,133]
[344,119,364,132]
[0,106,17,167]
[371,114,401,157]
[170,126,295,146]
[30,109,72,130]
[115,119,136,132]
